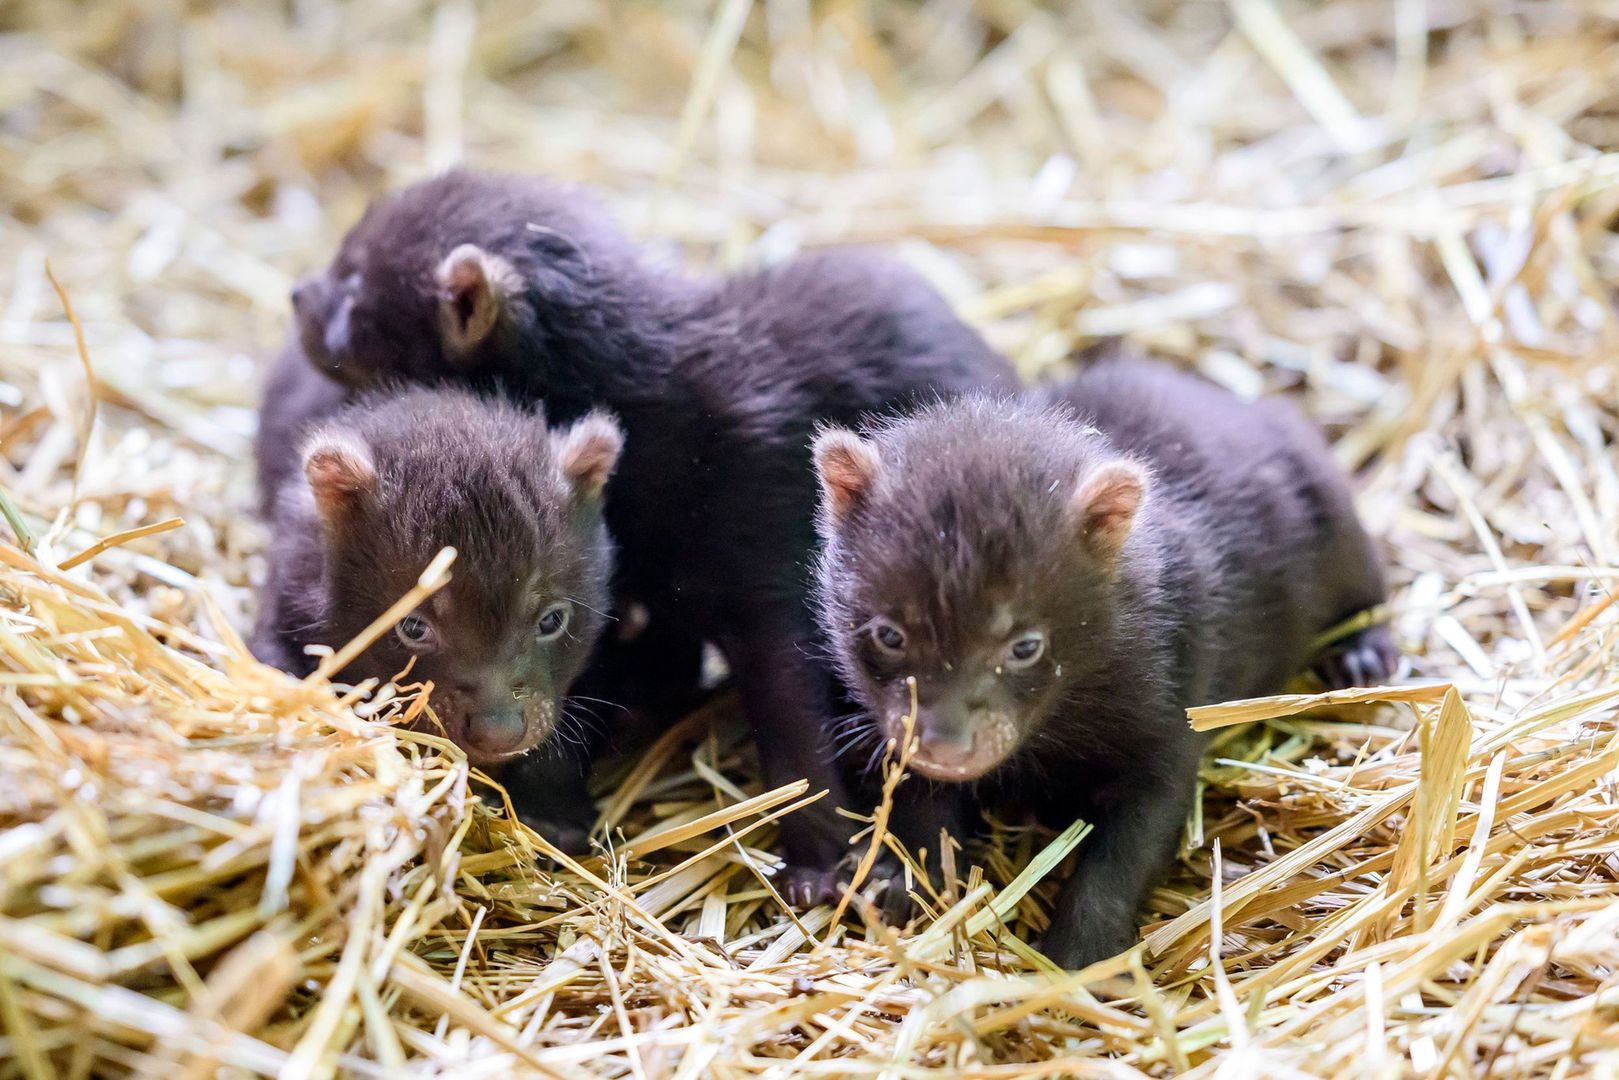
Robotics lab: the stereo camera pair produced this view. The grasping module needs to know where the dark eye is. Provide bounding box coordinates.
[1006,632,1046,668]
[537,602,571,640]
[870,620,907,654]
[395,615,436,651]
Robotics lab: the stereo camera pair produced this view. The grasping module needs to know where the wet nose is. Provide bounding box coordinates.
[464,707,527,757]
[910,698,976,755]
[917,723,976,766]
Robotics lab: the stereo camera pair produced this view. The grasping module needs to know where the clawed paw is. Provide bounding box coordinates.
[778,862,846,907]
[778,849,941,917]
[873,853,941,926]
[1315,625,1400,690]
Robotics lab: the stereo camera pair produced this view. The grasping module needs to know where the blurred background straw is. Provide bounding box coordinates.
[0,0,1616,1075]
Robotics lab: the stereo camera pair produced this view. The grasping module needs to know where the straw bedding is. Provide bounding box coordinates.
[1,0,1616,1075]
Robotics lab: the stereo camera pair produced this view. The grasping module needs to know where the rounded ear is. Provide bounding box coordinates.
[303,433,376,524]
[435,244,515,356]
[555,412,624,499]
[1069,459,1148,560]
[813,428,881,526]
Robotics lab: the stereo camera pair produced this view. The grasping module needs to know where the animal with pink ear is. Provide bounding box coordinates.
[251,385,622,767]
[811,359,1396,969]
[266,168,1018,900]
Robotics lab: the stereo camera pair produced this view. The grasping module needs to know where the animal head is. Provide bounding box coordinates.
[300,387,622,763]
[291,170,649,397]
[812,396,1149,782]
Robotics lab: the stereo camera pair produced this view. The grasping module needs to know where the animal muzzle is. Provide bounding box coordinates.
[900,706,1017,782]
[462,695,557,762]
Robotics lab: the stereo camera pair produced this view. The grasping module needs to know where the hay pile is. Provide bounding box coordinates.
[2,0,1617,1074]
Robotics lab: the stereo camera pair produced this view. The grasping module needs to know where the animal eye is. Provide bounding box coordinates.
[395,615,437,651]
[1006,632,1046,668]
[870,620,907,654]
[537,602,572,640]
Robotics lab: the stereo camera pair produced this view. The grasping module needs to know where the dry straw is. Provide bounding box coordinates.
[1,0,1617,1075]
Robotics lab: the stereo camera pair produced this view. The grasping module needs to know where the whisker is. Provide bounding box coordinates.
[563,596,613,619]
[567,693,630,715]
[550,710,589,752]
[561,703,607,741]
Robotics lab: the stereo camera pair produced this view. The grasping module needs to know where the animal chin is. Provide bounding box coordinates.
[907,749,1007,782]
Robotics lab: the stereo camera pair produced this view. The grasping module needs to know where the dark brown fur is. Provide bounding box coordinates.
[254,339,348,516]
[286,170,1018,898]
[811,360,1396,967]
[255,342,705,851]
[251,384,621,768]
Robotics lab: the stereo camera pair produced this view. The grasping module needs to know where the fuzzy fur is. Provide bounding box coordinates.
[280,169,1018,893]
[251,385,617,768]
[811,359,1395,967]
[254,339,349,516]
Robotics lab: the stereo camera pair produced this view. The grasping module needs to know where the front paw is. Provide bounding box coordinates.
[779,851,924,916]
[1039,914,1137,970]
[1315,625,1400,689]
[874,854,939,927]
[778,861,845,907]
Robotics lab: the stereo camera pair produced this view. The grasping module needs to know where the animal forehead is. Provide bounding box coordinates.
[357,176,520,259]
[351,236,433,292]
[345,206,446,281]
[851,486,1053,588]
[361,497,557,608]
[854,545,1027,639]
[386,442,560,520]
[426,558,554,638]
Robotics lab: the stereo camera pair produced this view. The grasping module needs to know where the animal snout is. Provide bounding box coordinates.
[465,683,556,758]
[904,702,977,761]
[901,702,1014,782]
[917,722,976,766]
[430,680,557,762]
[464,706,528,757]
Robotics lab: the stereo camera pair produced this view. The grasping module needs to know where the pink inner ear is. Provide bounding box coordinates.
[435,244,504,352]
[814,431,880,522]
[441,256,484,330]
[304,440,375,520]
[1073,461,1146,559]
[559,415,624,498]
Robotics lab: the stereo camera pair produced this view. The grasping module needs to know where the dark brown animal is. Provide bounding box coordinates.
[811,360,1397,967]
[254,339,348,516]
[254,342,706,851]
[285,169,1017,899]
[252,384,622,768]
